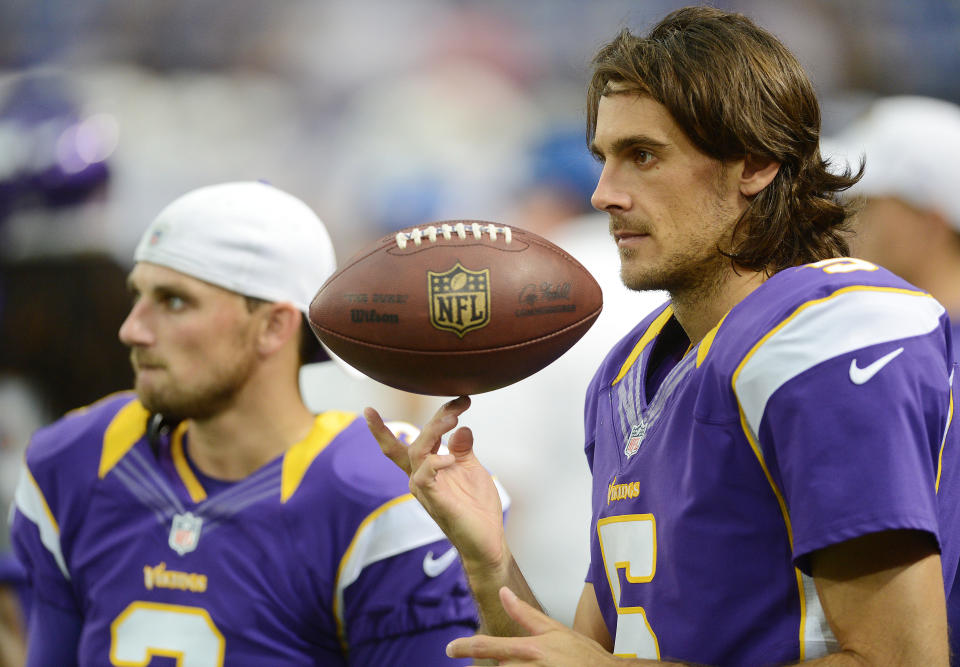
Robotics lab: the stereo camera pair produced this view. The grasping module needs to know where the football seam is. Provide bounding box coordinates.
[313,304,602,356]
[330,222,590,280]
[334,221,527,279]
[317,224,596,310]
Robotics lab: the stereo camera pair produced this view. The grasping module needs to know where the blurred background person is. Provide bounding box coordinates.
[0,69,125,666]
[10,181,485,665]
[823,95,960,358]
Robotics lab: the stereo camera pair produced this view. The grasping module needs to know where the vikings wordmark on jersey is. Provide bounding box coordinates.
[584,258,960,665]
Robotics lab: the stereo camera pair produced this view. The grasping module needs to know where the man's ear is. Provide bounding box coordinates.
[256,303,302,357]
[739,154,781,197]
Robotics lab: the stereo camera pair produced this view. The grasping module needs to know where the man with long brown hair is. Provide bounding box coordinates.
[368,6,959,665]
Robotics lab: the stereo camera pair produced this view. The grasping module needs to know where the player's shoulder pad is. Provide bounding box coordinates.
[25,391,141,474]
[19,392,142,534]
[765,258,929,305]
[703,258,946,375]
[328,417,420,504]
[279,412,415,506]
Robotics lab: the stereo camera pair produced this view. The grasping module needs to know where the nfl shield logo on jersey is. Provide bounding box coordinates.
[624,421,647,458]
[169,512,203,556]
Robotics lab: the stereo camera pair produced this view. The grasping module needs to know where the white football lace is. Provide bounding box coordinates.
[394,223,512,249]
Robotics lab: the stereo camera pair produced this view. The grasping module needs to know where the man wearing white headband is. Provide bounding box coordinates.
[9,181,489,665]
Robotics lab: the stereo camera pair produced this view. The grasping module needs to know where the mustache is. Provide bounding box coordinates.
[608,216,651,237]
[130,351,165,369]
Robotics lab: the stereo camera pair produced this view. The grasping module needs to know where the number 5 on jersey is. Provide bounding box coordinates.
[597,514,660,659]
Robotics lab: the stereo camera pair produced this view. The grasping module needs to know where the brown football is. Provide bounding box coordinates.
[308,220,603,396]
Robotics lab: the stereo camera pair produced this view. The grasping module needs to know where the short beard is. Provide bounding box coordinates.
[617,168,742,300]
[619,243,731,298]
[135,352,257,422]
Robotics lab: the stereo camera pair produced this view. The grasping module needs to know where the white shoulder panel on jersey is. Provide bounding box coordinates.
[13,461,70,580]
[333,478,510,634]
[735,288,945,437]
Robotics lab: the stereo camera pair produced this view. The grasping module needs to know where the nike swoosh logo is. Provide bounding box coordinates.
[849,347,905,385]
[422,547,459,577]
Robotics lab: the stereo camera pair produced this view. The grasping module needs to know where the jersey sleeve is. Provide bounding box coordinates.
[333,478,509,662]
[24,595,82,667]
[734,286,949,571]
[305,417,510,662]
[10,394,134,615]
[341,532,478,666]
[11,459,79,615]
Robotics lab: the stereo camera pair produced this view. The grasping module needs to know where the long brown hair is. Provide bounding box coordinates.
[586,6,862,274]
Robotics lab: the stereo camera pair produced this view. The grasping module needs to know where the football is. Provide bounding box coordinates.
[308,220,603,396]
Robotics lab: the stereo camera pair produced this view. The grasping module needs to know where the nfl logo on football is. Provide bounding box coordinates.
[427,262,490,338]
[169,512,203,556]
[624,421,646,458]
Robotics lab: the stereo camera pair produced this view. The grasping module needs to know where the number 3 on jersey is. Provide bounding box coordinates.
[110,601,225,666]
[597,514,660,659]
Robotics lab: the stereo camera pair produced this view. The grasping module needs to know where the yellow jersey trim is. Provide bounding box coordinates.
[937,381,955,493]
[612,306,674,387]
[696,311,729,368]
[734,341,805,659]
[280,411,356,503]
[99,400,150,479]
[795,569,809,661]
[25,464,59,535]
[170,422,206,502]
[731,284,929,660]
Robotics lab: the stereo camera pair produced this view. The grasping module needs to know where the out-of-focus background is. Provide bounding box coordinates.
[1,0,958,638]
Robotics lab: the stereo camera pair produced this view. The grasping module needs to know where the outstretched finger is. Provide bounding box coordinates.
[363,406,412,475]
[446,634,534,662]
[426,395,471,432]
[409,396,473,458]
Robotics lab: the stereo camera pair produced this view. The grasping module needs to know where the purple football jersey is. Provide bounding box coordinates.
[11,393,489,665]
[951,316,960,366]
[584,258,960,665]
